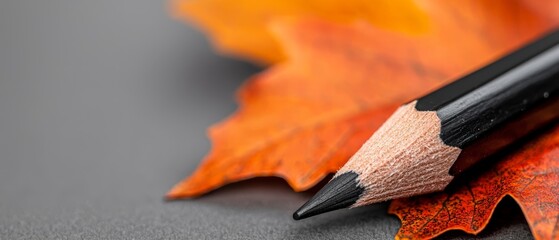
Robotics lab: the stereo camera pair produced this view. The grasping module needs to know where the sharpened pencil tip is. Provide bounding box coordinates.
[293,171,364,220]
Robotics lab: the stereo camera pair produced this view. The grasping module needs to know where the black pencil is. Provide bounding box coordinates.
[293,29,559,220]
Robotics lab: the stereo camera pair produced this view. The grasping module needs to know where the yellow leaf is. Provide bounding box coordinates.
[170,0,430,64]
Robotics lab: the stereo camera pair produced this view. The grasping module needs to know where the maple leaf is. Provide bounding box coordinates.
[166,0,557,199]
[389,123,559,240]
[169,0,430,64]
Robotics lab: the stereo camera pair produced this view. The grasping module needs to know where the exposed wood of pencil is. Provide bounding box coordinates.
[339,101,461,206]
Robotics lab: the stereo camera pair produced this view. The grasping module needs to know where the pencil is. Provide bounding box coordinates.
[293,29,559,220]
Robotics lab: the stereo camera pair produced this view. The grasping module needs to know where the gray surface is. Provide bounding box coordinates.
[0,1,533,239]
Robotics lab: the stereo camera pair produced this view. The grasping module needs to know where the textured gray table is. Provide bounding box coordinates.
[0,1,534,239]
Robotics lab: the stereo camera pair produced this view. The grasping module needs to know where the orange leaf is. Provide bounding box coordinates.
[521,0,559,22]
[169,0,430,64]
[167,0,557,199]
[389,123,559,240]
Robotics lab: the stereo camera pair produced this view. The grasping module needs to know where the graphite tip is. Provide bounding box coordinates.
[293,171,364,220]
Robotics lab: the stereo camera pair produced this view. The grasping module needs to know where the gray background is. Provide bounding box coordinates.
[0,1,534,239]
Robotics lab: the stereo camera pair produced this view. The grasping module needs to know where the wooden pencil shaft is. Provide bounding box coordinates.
[437,43,559,147]
[418,30,559,174]
[450,96,559,175]
[416,29,559,112]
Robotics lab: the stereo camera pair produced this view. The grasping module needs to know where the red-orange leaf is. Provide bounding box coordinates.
[389,123,559,240]
[167,0,557,199]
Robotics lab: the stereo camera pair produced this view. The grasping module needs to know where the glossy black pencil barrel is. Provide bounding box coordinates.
[294,29,559,220]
